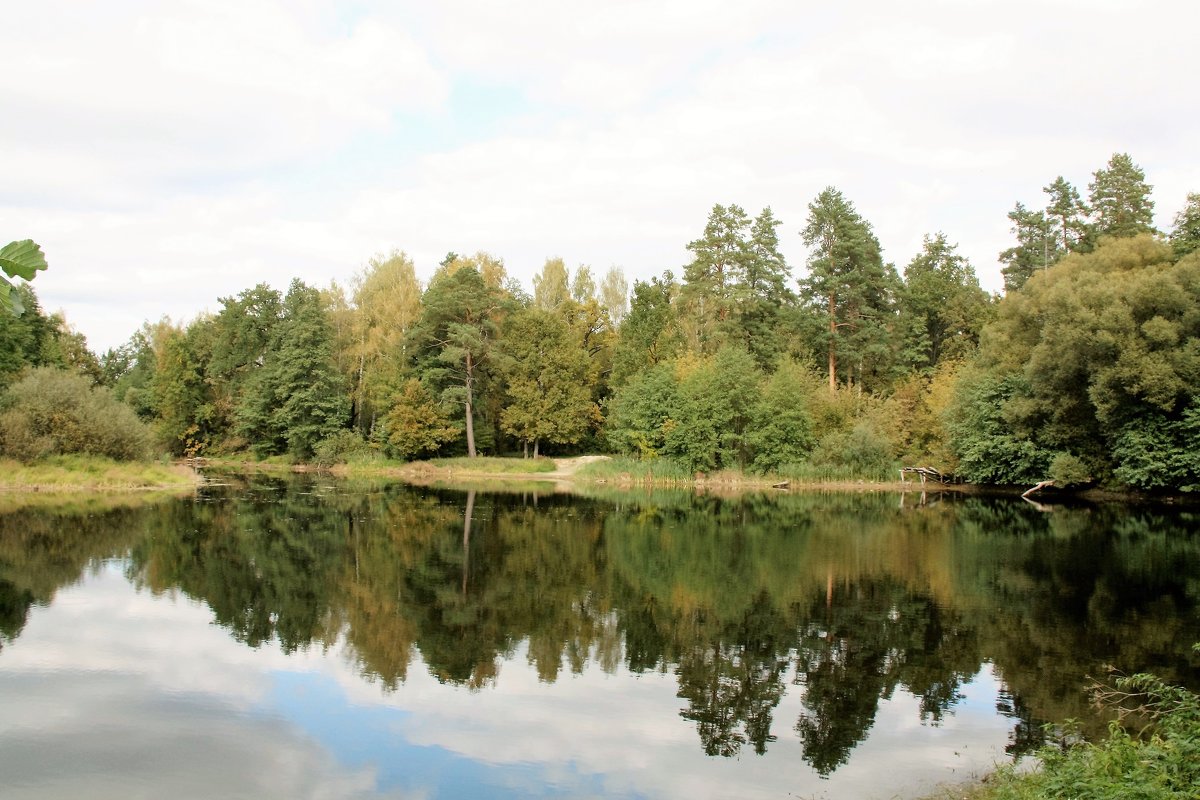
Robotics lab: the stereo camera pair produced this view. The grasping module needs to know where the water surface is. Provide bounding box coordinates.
[1,477,1198,799]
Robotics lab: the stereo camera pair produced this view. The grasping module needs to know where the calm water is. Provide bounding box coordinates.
[2,476,1198,799]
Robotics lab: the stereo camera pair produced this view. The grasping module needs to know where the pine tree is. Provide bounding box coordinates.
[999,202,1053,293]
[1043,176,1090,254]
[799,187,898,392]
[735,207,795,369]
[1089,152,1155,239]
[407,267,503,458]
[680,204,752,354]
[900,233,991,371]
[1169,192,1200,260]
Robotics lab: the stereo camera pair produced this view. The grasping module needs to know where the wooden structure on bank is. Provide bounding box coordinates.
[900,466,945,485]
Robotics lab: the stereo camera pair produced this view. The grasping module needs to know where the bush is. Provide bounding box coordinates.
[312,429,378,467]
[979,656,1200,800]
[807,422,897,481]
[0,367,153,462]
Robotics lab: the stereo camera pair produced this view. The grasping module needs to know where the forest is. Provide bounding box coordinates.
[2,152,1198,492]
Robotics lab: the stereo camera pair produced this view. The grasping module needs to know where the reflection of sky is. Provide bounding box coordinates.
[0,561,1015,800]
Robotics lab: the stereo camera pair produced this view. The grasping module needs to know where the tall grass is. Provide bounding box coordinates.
[0,455,201,491]
[574,456,696,484]
[428,456,556,474]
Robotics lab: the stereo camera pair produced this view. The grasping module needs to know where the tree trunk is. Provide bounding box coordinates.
[533,439,540,458]
[462,490,475,594]
[827,291,837,393]
[464,350,477,457]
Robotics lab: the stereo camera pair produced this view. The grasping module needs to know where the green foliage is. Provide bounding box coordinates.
[807,421,897,481]
[900,232,992,371]
[605,362,680,458]
[408,266,504,458]
[980,667,1200,800]
[956,237,1200,490]
[1108,404,1200,491]
[0,240,47,316]
[1000,202,1054,293]
[746,359,816,473]
[1089,152,1156,239]
[799,187,900,392]
[0,285,54,382]
[610,271,682,387]
[312,430,377,467]
[0,367,153,462]
[664,347,762,473]
[378,377,461,460]
[947,371,1050,484]
[495,307,593,455]
[1048,452,1091,487]
[236,280,350,460]
[1169,192,1200,260]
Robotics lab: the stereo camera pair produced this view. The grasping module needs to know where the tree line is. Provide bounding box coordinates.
[2,152,1198,490]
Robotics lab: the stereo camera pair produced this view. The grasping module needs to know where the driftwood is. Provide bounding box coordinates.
[900,466,944,485]
[771,481,789,489]
[1022,479,1056,499]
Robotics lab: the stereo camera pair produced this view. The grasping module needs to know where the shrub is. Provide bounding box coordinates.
[312,429,378,467]
[807,421,897,481]
[0,367,153,462]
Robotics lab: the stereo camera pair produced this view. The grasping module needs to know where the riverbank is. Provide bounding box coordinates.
[192,453,1194,503]
[0,456,203,493]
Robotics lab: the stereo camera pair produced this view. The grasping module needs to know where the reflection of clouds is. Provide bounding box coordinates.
[332,645,1014,800]
[2,564,1013,800]
[0,672,393,800]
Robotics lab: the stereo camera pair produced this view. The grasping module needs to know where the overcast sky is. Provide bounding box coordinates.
[6,0,1197,353]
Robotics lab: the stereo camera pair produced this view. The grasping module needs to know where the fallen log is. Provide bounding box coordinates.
[1021,479,1055,498]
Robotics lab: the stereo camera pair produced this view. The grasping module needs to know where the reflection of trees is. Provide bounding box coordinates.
[0,500,166,648]
[676,593,791,757]
[792,582,979,775]
[4,479,1200,776]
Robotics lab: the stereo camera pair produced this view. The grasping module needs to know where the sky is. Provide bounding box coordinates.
[5,0,1198,354]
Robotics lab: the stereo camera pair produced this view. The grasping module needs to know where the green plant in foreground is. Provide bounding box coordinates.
[979,651,1200,800]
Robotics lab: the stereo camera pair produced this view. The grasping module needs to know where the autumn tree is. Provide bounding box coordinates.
[599,266,629,327]
[348,251,422,433]
[533,257,571,311]
[379,378,460,459]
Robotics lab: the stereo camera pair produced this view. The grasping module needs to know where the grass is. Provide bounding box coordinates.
[573,455,906,487]
[427,456,556,474]
[0,455,203,492]
[573,456,695,484]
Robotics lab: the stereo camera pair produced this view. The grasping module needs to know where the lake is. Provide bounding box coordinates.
[1,475,1198,799]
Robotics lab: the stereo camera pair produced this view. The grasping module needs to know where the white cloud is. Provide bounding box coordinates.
[6,0,1197,351]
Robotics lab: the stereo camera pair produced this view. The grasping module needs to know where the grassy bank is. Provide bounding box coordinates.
[0,456,203,492]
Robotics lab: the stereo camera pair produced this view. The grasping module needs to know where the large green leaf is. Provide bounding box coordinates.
[0,278,21,315]
[0,239,48,281]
